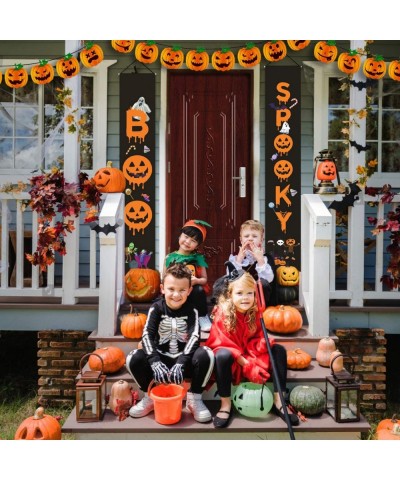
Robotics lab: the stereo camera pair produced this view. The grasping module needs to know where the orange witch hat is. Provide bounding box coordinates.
[183,219,212,241]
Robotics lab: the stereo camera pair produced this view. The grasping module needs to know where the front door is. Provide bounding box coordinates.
[166,70,253,284]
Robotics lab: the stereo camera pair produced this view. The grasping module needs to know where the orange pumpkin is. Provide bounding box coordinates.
[374,416,400,440]
[388,60,400,81]
[120,305,147,338]
[80,42,104,68]
[337,50,361,74]
[56,54,80,79]
[160,47,184,69]
[316,337,336,367]
[109,380,133,416]
[5,64,28,89]
[88,346,125,374]
[125,201,153,234]
[14,407,61,440]
[376,414,400,433]
[123,154,153,189]
[363,55,387,80]
[93,161,126,193]
[135,41,159,64]
[314,40,338,63]
[186,49,209,71]
[111,40,135,53]
[287,348,312,370]
[211,48,235,72]
[125,267,160,302]
[237,43,261,68]
[329,350,344,372]
[262,305,303,334]
[286,40,310,51]
[316,159,337,181]
[30,59,54,85]
[276,265,300,286]
[263,41,287,62]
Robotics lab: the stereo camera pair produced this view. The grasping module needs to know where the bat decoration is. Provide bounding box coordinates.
[328,182,362,213]
[349,79,367,90]
[349,140,371,153]
[91,222,121,235]
[268,102,287,111]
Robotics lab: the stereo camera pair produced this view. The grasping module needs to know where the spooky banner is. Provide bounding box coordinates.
[120,73,156,271]
[265,66,301,271]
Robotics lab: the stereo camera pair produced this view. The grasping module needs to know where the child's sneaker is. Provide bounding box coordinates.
[199,314,212,332]
[129,394,154,418]
[186,392,212,423]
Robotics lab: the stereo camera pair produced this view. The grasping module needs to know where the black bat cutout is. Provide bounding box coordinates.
[328,182,362,213]
[349,140,371,153]
[91,222,120,235]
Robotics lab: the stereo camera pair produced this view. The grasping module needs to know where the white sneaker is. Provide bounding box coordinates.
[186,392,212,423]
[129,394,154,418]
[199,315,212,332]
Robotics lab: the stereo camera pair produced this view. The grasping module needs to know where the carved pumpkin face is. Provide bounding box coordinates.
[388,60,400,81]
[363,56,387,80]
[286,40,310,51]
[337,51,361,74]
[274,160,293,181]
[186,50,209,71]
[56,55,80,78]
[93,162,126,193]
[317,160,337,181]
[211,49,235,71]
[276,265,300,286]
[135,42,159,64]
[237,45,261,68]
[160,47,184,69]
[111,40,135,53]
[314,41,338,63]
[123,155,153,189]
[274,134,293,155]
[30,61,55,85]
[80,43,104,68]
[5,66,28,89]
[263,41,287,62]
[125,200,153,234]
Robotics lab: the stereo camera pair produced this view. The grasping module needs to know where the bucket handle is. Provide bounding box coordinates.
[79,352,104,375]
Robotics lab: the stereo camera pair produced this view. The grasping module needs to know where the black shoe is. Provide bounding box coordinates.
[213,409,233,428]
[272,404,300,427]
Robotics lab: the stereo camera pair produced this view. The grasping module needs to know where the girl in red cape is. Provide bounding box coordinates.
[205,271,299,428]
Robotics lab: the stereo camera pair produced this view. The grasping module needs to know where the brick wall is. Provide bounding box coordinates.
[37,330,95,408]
[335,328,387,423]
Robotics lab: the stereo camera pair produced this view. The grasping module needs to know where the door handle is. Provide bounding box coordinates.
[232,167,246,198]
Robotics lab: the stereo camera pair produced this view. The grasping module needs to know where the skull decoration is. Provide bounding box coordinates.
[274,134,293,155]
[274,160,294,182]
[125,201,153,234]
[123,155,153,189]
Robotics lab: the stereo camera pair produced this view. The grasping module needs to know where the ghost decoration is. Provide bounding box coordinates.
[131,97,151,122]
[280,122,290,134]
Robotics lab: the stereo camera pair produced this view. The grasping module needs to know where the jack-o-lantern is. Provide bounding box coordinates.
[211,48,235,72]
[338,50,361,75]
[135,41,159,64]
[125,268,160,302]
[125,200,153,234]
[80,42,104,68]
[388,60,400,81]
[237,43,261,68]
[111,40,135,53]
[186,49,209,71]
[93,161,126,193]
[363,55,387,80]
[160,47,184,69]
[274,134,293,155]
[123,155,153,189]
[286,40,310,51]
[316,160,337,181]
[276,265,300,286]
[274,160,293,182]
[56,54,80,78]
[30,59,55,85]
[263,41,287,62]
[5,64,28,89]
[314,41,338,63]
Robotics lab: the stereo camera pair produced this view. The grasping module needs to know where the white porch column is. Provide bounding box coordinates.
[347,40,367,307]
[62,40,82,304]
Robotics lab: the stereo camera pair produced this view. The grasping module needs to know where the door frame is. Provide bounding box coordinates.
[158,65,261,272]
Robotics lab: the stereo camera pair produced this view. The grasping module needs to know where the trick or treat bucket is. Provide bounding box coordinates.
[148,381,186,425]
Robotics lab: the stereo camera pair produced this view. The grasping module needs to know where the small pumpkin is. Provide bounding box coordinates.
[276,265,299,286]
[93,161,126,193]
[88,346,125,374]
[337,50,361,75]
[160,46,184,69]
[56,54,80,79]
[237,43,261,68]
[289,385,326,416]
[262,305,303,334]
[286,40,310,51]
[232,382,274,418]
[316,159,337,181]
[135,41,159,64]
[186,49,209,71]
[316,337,336,367]
[5,64,28,89]
[211,48,235,72]
[120,305,147,339]
[329,349,344,372]
[388,60,400,81]
[314,40,338,63]
[14,407,61,440]
[30,59,55,85]
[125,267,160,302]
[375,414,400,439]
[287,348,312,370]
[111,40,135,54]
[263,41,287,62]
[109,380,133,416]
[80,42,104,68]
[376,414,400,433]
[363,55,387,80]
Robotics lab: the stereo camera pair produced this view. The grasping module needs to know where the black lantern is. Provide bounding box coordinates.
[313,149,341,194]
[326,354,360,423]
[76,353,107,422]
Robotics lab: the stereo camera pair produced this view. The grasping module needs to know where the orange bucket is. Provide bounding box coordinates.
[148,382,186,425]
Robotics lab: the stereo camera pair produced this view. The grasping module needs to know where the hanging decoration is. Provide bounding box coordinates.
[286,40,310,51]
[211,48,235,71]
[337,50,361,74]
[388,59,400,81]
[363,55,387,80]
[56,53,80,78]
[314,40,338,63]
[237,43,261,68]
[80,42,104,68]
[30,59,54,85]
[135,41,159,64]
[5,64,28,89]
[111,40,135,53]
[263,41,287,62]
[186,48,209,71]
[160,46,184,69]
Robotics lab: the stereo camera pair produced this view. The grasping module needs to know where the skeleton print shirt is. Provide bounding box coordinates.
[141,298,200,368]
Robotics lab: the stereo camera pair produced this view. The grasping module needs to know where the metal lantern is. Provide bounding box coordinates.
[313,149,341,194]
[76,353,107,422]
[326,354,360,423]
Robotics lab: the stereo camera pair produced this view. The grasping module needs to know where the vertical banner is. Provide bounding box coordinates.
[265,66,301,270]
[120,73,156,272]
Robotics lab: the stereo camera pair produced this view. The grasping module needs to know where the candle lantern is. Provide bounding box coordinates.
[76,353,107,422]
[326,354,360,423]
[313,149,341,194]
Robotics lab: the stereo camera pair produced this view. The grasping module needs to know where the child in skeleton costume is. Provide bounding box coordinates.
[164,219,213,332]
[126,263,214,423]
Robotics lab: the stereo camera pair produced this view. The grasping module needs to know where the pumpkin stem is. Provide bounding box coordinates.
[34,407,45,420]
[391,413,398,423]
[106,161,113,167]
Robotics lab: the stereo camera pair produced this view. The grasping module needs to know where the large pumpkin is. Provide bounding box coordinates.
[80,42,104,68]
[93,161,126,193]
[125,267,160,302]
[232,382,273,418]
[237,43,261,68]
[276,265,299,286]
[186,49,209,71]
[316,337,336,367]
[337,50,361,75]
[14,407,61,440]
[88,346,125,374]
[30,59,54,85]
[5,64,28,89]
[287,348,312,370]
[263,41,287,62]
[56,54,80,79]
[289,385,325,416]
[135,41,159,64]
[314,40,338,63]
[262,305,303,334]
[120,305,147,338]
[363,55,386,80]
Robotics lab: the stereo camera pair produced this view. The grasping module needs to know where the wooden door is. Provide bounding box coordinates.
[166,71,253,285]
